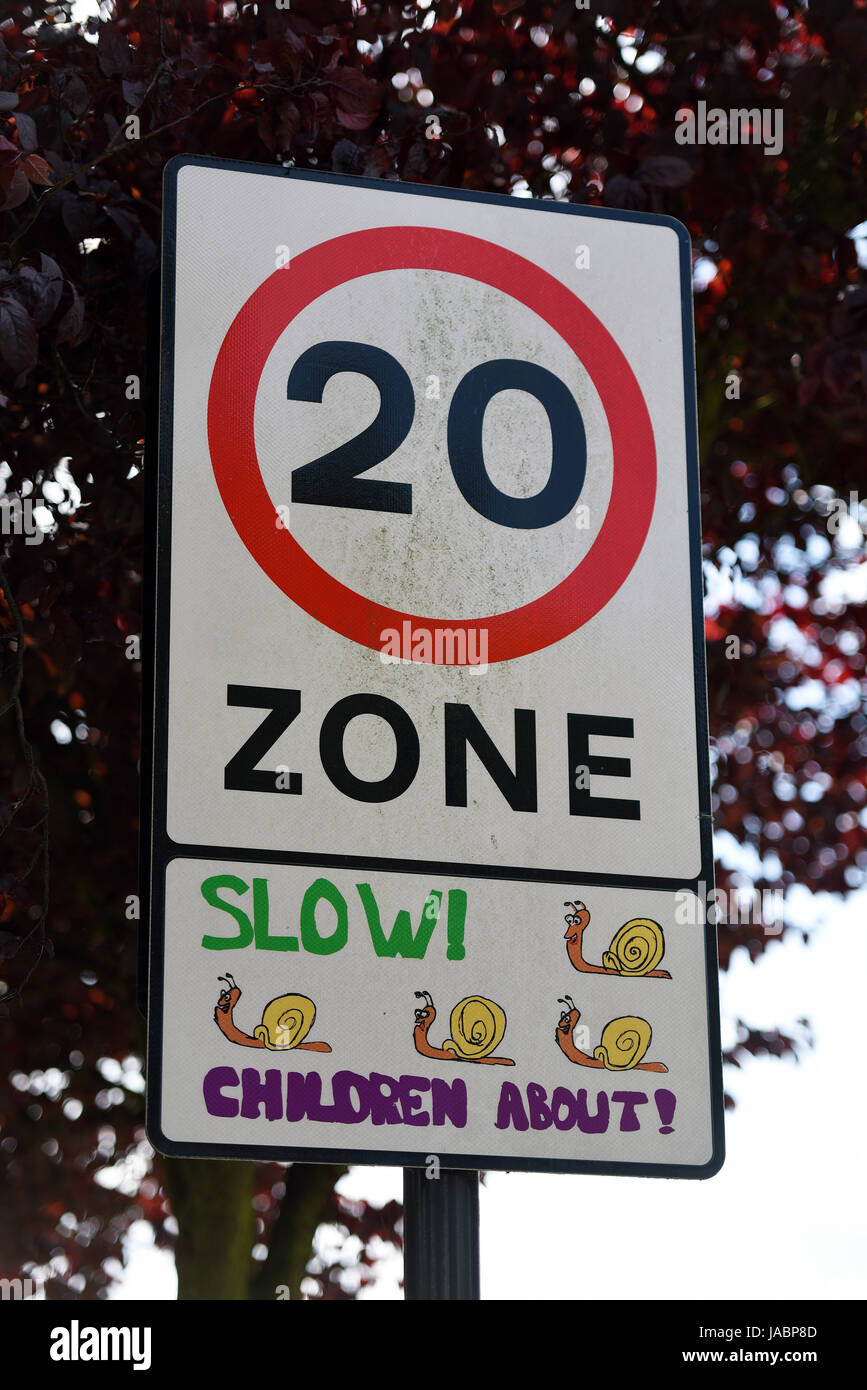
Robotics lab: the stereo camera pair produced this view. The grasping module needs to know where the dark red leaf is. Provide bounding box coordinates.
[105,205,142,242]
[307,90,336,141]
[275,100,301,149]
[56,282,85,345]
[122,79,146,108]
[0,294,38,373]
[60,190,99,241]
[335,104,381,132]
[14,111,37,152]
[17,254,64,328]
[252,39,303,78]
[15,569,51,604]
[58,72,90,118]
[97,24,131,78]
[22,154,53,187]
[637,155,694,187]
[327,68,381,130]
[604,173,648,209]
[332,138,364,175]
[256,108,276,153]
[0,164,29,211]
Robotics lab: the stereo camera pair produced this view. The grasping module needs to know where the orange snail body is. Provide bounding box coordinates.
[555,997,668,1073]
[413,991,515,1066]
[563,902,671,979]
[213,976,332,1052]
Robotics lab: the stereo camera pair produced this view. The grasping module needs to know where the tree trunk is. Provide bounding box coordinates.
[162,1156,347,1300]
[249,1163,346,1300]
[162,1156,254,1300]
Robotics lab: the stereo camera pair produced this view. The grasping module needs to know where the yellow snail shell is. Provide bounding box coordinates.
[593,1016,653,1070]
[601,918,665,976]
[443,996,507,1060]
[253,994,316,1050]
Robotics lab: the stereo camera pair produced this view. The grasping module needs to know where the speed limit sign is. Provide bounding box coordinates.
[145,156,723,1178]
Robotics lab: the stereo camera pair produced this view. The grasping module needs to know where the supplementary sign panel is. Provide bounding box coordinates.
[146,156,724,1178]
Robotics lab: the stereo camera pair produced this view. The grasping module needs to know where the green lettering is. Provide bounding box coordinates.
[299,877,348,955]
[357,884,441,958]
[446,889,467,960]
[252,876,299,951]
[200,874,253,950]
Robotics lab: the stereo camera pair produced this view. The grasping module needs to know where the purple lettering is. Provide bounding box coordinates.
[612,1090,648,1132]
[654,1088,676,1133]
[240,1067,283,1120]
[203,1066,239,1117]
[494,1081,529,1131]
[398,1075,431,1127]
[206,1067,465,1128]
[330,1070,370,1123]
[369,1072,403,1125]
[527,1081,552,1130]
[551,1085,578,1131]
[431,1076,467,1128]
[576,1088,609,1133]
[285,1070,316,1122]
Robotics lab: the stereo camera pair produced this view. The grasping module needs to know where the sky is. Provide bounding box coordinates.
[112,882,866,1301]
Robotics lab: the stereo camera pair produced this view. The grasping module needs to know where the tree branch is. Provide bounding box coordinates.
[249,1163,346,1301]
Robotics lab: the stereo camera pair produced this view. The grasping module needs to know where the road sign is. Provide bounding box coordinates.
[145,155,724,1178]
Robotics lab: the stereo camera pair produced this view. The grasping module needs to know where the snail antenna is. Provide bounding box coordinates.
[414,990,434,1007]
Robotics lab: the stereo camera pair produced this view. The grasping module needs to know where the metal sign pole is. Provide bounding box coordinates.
[403,1167,480,1301]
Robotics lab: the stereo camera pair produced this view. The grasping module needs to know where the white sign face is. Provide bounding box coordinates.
[146,157,724,1178]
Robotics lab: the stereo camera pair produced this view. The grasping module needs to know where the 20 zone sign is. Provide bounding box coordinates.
[146,157,723,1182]
[207,226,656,663]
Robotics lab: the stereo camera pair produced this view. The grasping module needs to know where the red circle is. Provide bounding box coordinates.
[207,227,656,664]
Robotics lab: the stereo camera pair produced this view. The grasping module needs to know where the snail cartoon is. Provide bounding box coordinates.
[563,901,670,979]
[555,996,668,1072]
[413,991,515,1066]
[213,975,332,1052]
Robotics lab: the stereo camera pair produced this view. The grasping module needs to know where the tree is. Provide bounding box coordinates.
[1,0,864,1298]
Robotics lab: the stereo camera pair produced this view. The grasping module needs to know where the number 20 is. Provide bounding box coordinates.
[288,340,587,531]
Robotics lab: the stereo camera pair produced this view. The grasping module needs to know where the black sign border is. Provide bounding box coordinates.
[145,154,724,1180]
